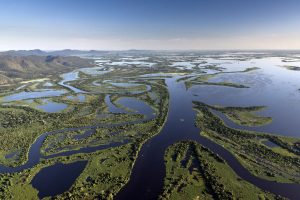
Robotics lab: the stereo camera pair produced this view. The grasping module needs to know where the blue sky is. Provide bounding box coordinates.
[1,0,300,50]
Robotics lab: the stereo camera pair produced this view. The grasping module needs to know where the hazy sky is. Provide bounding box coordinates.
[1,0,300,50]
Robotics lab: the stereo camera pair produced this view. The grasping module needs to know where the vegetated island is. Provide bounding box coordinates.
[194,101,300,184]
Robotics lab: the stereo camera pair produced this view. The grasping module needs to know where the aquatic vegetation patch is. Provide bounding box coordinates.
[194,101,300,183]
[161,141,276,200]
[208,105,272,127]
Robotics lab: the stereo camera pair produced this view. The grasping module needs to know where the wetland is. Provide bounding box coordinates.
[0,50,300,199]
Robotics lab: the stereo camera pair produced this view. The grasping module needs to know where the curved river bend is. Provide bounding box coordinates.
[0,95,155,174]
[116,76,300,200]
[0,73,299,199]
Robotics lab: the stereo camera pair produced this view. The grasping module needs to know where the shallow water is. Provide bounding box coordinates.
[116,97,156,118]
[116,76,300,200]
[190,57,300,137]
[3,90,67,102]
[73,129,96,140]
[262,140,279,148]
[43,82,53,87]
[0,94,155,174]
[109,82,142,88]
[66,94,85,102]
[171,61,195,70]
[109,61,155,67]
[1,56,300,198]
[58,71,85,93]
[37,99,68,113]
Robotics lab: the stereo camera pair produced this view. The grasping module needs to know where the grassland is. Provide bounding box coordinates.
[194,101,300,183]
[0,96,168,199]
[1,52,299,199]
[208,105,272,127]
[0,66,170,199]
[160,141,276,200]
[184,68,258,89]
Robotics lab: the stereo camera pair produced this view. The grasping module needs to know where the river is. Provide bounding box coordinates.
[115,76,300,200]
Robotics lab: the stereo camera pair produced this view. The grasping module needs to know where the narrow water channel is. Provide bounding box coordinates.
[1,73,299,199]
[0,96,155,173]
[115,76,300,200]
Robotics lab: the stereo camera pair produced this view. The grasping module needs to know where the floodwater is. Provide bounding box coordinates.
[31,161,87,199]
[262,140,279,148]
[58,71,85,93]
[1,56,300,199]
[3,89,67,102]
[190,57,300,137]
[0,93,155,197]
[37,99,67,112]
[116,76,300,200]
[66,94,85,102]
[0,95,155,173]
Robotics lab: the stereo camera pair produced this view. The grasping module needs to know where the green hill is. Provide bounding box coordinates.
[0,55,94,84]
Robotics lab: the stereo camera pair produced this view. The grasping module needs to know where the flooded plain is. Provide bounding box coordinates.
[1,53,300,199]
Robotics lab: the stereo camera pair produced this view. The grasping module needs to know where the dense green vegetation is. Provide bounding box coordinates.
[0,63,170,199]
[184,67,259,89]
[194,101,300,183]
[160,141,276,200]
[0,93,108,166]
[1,52,300,199]
[208,105,272,127]
[186,81,249,89]
[0,94,168,199]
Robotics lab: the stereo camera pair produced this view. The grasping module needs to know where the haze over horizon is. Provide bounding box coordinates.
[1,0,300,50]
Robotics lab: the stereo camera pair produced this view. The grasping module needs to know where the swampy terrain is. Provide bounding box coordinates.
[0,50,300,199]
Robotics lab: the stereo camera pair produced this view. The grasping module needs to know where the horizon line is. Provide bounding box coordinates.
[1,49,300,52]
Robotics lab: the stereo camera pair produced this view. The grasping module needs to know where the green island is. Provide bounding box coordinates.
[184,67,260,89]
[208,105,273,127]
[194,101,300,183]
[1,0,300,197]
[160,141,276,200]
[0,79,169,199]
[0,51,300,199]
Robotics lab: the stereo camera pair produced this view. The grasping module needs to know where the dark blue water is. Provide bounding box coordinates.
[31,161,87,199]
[116,76,300,200]
[1,72,300,199]
[117,97,156,119]
[0,96,155,174]
[105,95,128,114]
[262,140,279,148]
[210,109,278,133]
[73,129,96,140]
[43,140,130,160]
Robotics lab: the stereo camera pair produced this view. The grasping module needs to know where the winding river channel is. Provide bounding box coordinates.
[0,95,155,173]
[1,70,300,199]
[116,76,300,200]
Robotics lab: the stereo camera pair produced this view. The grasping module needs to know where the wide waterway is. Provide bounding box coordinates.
[0,68,299,199]
[116,76,300,200]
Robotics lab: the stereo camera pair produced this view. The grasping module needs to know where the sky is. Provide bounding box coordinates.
[0,0,300,50]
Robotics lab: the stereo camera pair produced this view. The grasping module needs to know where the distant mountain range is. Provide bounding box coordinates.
[0,55,94,85]
[0,49,111,57]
